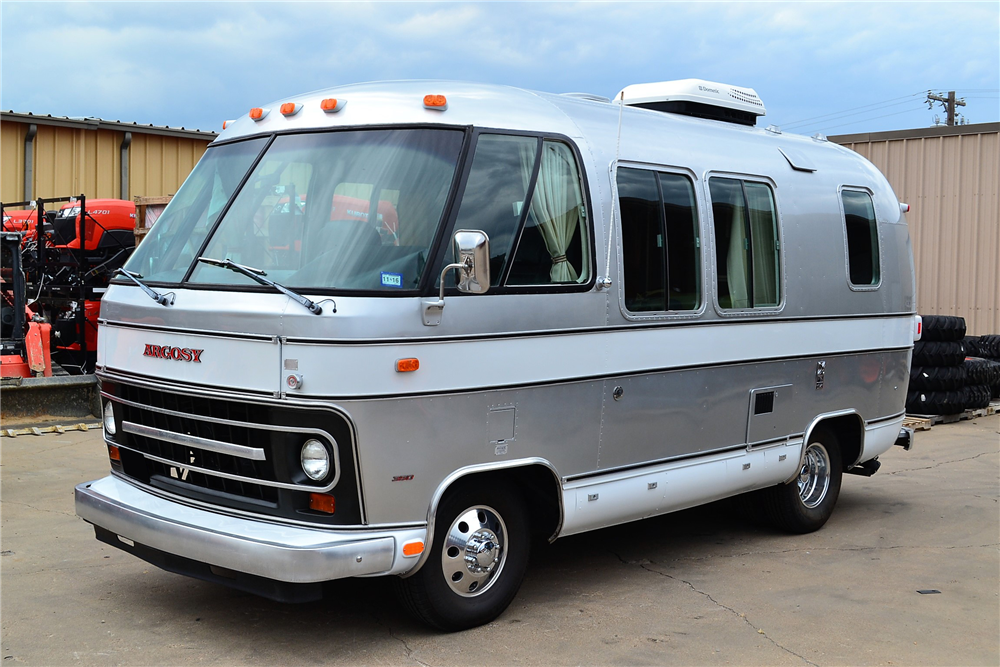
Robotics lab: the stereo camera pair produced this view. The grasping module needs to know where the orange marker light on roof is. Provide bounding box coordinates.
[280,102,301,116]
[396,358,420,373]
[423,94,448,110]
[222,120,236,130]
[320,98,346,113]
[249,107,269,121]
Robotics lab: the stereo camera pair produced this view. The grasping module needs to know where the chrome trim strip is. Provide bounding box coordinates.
[122,421,266,461]
[866,410,906,426]
[75,476,426,581]
[117,441,341,492]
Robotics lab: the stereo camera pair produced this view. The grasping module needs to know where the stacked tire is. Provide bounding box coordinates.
[907,316,967,415]
[963,334,1000,403]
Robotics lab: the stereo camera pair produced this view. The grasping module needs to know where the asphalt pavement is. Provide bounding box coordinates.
[1,414,997,666]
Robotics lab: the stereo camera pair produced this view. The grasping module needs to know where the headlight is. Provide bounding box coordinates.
[103,401,116,436]
[300,439,330,481]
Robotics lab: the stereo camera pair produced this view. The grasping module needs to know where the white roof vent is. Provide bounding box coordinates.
[616,79,766,126]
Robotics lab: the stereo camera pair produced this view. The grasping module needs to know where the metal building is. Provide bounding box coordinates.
[1,111,217,204]
[832,123,999,336]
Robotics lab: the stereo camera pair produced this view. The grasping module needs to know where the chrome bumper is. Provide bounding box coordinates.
[75,475,426,583]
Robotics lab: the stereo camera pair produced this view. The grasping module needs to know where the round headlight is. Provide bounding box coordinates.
[300,439,330,481]
[103,401,116,436]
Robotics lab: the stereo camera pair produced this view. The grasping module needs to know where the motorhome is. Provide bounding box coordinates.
[76,79,917,631]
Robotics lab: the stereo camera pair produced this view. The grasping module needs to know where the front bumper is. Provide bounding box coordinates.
[76,475,426,585]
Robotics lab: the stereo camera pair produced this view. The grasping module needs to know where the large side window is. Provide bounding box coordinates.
[507,140,591,285]
[618,167,700,313]
[710,177,780,309]
[842,189,880,286]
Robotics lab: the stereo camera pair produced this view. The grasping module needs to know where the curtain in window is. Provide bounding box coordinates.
[746,183,778,307]
[519,141,585,283]
[727,205,750,308]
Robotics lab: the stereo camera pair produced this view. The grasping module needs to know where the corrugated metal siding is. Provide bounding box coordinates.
[128,133,207,199]
[1,118,211,204]
[836,127,999,335]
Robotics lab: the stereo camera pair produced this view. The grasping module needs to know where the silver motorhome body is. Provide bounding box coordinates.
[77,79,916,626]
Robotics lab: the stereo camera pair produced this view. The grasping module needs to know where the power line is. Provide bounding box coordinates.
[815,107,929,133]
[780,91,926,129]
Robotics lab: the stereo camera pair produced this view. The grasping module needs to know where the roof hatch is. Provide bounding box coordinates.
[617,79,766,126]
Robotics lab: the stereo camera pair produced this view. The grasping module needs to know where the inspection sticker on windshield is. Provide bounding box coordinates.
[380,272,403,288]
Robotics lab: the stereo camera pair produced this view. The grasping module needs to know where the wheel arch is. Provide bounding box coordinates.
[402,458,563,578]
[801,410,865,474]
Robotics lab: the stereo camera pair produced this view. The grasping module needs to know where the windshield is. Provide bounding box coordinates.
[188,129,464,291]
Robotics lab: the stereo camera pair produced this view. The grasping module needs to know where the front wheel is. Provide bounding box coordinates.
[757,430,843,533]
[394,482,530,631]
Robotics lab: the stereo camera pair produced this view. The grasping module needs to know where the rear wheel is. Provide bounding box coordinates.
[758,430,843,533]
[394,481,530,631]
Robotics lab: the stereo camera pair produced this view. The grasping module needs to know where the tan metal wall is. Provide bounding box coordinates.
[1,118,211,204]
[833,124,1000,336]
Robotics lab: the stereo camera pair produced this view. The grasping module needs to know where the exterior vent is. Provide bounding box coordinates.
[560,92,612,104]
[617,79,766,126]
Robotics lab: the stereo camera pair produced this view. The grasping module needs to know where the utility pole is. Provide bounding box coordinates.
[926,91,966,126]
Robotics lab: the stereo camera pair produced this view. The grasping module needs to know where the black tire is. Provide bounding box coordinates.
[756,429,843,534]
[906,389,966,415]
[920,315,966,342]
[912,340,966,367]
[964,384,992,410]
[963,358,999,386]
[908,365,966,391]
[962,336,982,358]
[394,481,531,631]
[978,335,1000,359]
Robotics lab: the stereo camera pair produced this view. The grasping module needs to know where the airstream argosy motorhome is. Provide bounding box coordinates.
[76,79,917,630]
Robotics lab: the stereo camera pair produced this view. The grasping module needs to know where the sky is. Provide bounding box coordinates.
[1,1,997,138]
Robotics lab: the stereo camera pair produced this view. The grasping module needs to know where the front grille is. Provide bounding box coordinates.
[103,379,364,524]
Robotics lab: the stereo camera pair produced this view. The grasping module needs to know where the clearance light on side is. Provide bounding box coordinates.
[249,107,269,121]
[423,94,447,111]
[396,358,420,373]
[402,540,424,557]
[320,98,346,113]
[900,202,910,213]
[222,120,236,130]
[309,493,336,514]
[280,102,302,116]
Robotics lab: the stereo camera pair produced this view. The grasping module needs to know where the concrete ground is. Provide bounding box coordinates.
[1,415,997,666]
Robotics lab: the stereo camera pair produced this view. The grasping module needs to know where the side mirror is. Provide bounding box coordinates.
[452,229,490,294]
[422,229,490,325]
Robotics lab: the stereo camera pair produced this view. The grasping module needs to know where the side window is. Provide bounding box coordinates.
[842,190,880,286]
[618,167,701,313]
[447,134,538,286]
[710,177,780,309]
[507,141,591,285]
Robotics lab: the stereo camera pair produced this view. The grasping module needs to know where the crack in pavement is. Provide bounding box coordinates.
[0,501,75,517]
[368,612,432,667]
[887,451,995,475]
[611,550,818,667]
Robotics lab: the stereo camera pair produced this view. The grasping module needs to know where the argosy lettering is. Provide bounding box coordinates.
[142,344,204,363]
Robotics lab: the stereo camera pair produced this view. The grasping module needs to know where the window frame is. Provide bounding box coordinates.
[838,185,883,292]
[613,160,706,321]
[705,171,785,317]
[430,127,597,296]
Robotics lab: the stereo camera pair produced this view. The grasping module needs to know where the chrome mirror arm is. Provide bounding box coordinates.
[421,260,468,326]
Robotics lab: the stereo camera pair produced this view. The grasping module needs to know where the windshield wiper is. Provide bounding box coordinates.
[197,257,324,315]
[115,268,175,306]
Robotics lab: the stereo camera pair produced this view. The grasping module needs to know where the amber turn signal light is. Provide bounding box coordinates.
[309,493,336,514]
[423,94,447,110]
[402,540,424,557]
[108,444,121,462]
[396,358,419,373]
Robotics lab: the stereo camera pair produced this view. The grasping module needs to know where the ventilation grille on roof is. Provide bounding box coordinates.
[729,88,764,108]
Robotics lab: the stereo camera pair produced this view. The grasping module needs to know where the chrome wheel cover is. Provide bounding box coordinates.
[798,442,832,509]
[440,505,507,597]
